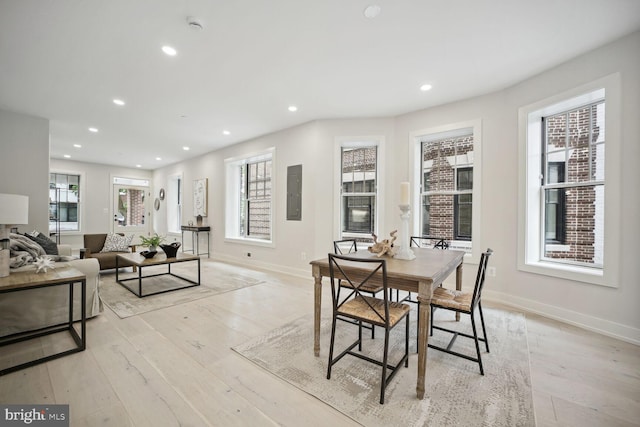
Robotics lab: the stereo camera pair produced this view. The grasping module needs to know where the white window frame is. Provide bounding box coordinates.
[409,120,483,264]
[167,173,183,234]
[49,169,86,235]
[334,136,385,241]
[224,147,276,247]
[517,73,621,287]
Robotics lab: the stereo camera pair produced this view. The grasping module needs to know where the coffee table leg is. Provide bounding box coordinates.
[138,264,143,297]
[197,258,201,285]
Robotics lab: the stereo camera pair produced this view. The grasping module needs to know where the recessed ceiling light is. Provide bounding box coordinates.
[156,157,162,161]
[183,146,190,151]
[88,127,98,133]
[136,164,142,168]
[63,154,71,158]
[222,130,230,135]
[288,105,298,112]
[420,84,433,92]
[113,99,125,106]
[364,5,381,19]
[73,144,82,148]
[162,45,177,56]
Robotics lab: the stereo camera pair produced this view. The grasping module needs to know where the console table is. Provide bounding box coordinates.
[0,266,86,376]
[181,225,210,257]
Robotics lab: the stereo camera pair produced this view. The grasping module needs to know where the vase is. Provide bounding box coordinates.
[160,242,181,258]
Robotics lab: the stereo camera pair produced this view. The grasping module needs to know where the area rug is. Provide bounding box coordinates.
[233,307,535,427]
[99,260,265,318]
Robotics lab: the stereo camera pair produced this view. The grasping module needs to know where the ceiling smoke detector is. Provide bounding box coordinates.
[187,16,203,30]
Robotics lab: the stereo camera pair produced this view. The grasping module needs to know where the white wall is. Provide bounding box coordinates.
[153,31,640,344]
[0,109,49,233]
[49,158,153,250]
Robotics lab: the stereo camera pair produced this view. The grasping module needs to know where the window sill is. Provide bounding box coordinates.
[518,259,613,288]
[224,236,275,248]
[545,244,570,252]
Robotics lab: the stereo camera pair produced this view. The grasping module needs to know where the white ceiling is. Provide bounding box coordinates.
[1,0,639,170]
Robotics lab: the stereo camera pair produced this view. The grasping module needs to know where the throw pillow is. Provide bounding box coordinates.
[100,233,133,252]
[24,231,58,255]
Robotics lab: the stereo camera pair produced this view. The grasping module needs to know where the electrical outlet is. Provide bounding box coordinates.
[301,252,307,261]
[487,267,496,277]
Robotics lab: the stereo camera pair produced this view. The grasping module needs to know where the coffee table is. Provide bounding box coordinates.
[115,252,200,298]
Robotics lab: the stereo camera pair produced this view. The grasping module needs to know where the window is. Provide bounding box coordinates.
[225,148,275,245]
[241,159,272,239]
[541,102,604,265]
[518,73,621,287]
[420,130,474,248]
[341,146,377,235]
[411,120,482,261]
[49,172,82,232]
[167,174,182,234]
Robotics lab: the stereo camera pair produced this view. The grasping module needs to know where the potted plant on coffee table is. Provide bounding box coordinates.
[139,233,165,252]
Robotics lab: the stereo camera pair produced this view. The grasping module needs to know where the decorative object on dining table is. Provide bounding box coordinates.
[33,256,55,273]
[139,250,158,259]
[367,230,397,257]
[139,233,165,252]
[0,193,30,278]
[196,215,203,226]
[395,181,416,260]
[160,242,181,258]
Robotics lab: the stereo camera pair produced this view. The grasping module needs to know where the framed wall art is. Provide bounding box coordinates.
[193,178,208,216]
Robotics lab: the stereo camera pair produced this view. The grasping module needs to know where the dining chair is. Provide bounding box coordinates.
[410,236,449,250]
[327,254,410,404]
[401,236,450,305]
[428,248,493,375]
[333,239,384,339]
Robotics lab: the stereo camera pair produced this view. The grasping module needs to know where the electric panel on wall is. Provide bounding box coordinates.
[287,164,302,221]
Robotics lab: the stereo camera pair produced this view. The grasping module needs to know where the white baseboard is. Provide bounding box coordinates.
[208,255,640,346]
[211,253,309,280]
[483,289,640,346]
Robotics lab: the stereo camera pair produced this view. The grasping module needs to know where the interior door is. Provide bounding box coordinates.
[112,184,149,236]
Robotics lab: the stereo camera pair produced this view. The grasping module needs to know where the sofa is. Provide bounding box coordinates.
[1,243,101,337]
[80,233,135,271]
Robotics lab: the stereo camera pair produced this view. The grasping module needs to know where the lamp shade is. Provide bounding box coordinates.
[0,193,29,224]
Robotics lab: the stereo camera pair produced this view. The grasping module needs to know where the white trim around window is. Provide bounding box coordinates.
[409,119,483,265]
[167,173,183,234]
[49,169,86,235]
[224,147,276,248]
[517,73,621,287]
[333,136,385,241]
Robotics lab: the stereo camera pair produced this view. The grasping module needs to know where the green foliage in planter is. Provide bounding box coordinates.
[139,233,165,247]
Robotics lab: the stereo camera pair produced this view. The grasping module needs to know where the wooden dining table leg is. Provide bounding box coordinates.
[312,265,322,357]
[455,262,463,321]
[416,280,431,400]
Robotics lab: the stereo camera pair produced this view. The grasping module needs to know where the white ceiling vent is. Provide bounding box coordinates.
[187,16,203,30]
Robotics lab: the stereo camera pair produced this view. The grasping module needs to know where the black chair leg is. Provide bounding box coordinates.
[405,313,410,367]
[430,304,434,336]
[470,314,484,375]
[380,329,390,404]
[478,302,490,352]
[358,320,363,351]
[327,316,338,379]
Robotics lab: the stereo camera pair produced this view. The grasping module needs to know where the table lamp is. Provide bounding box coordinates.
[0,193,29,278]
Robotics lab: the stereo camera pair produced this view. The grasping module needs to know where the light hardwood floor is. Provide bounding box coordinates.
[1,260,638,426]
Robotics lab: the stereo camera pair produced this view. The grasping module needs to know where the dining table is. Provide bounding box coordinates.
[310,247,465,400]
